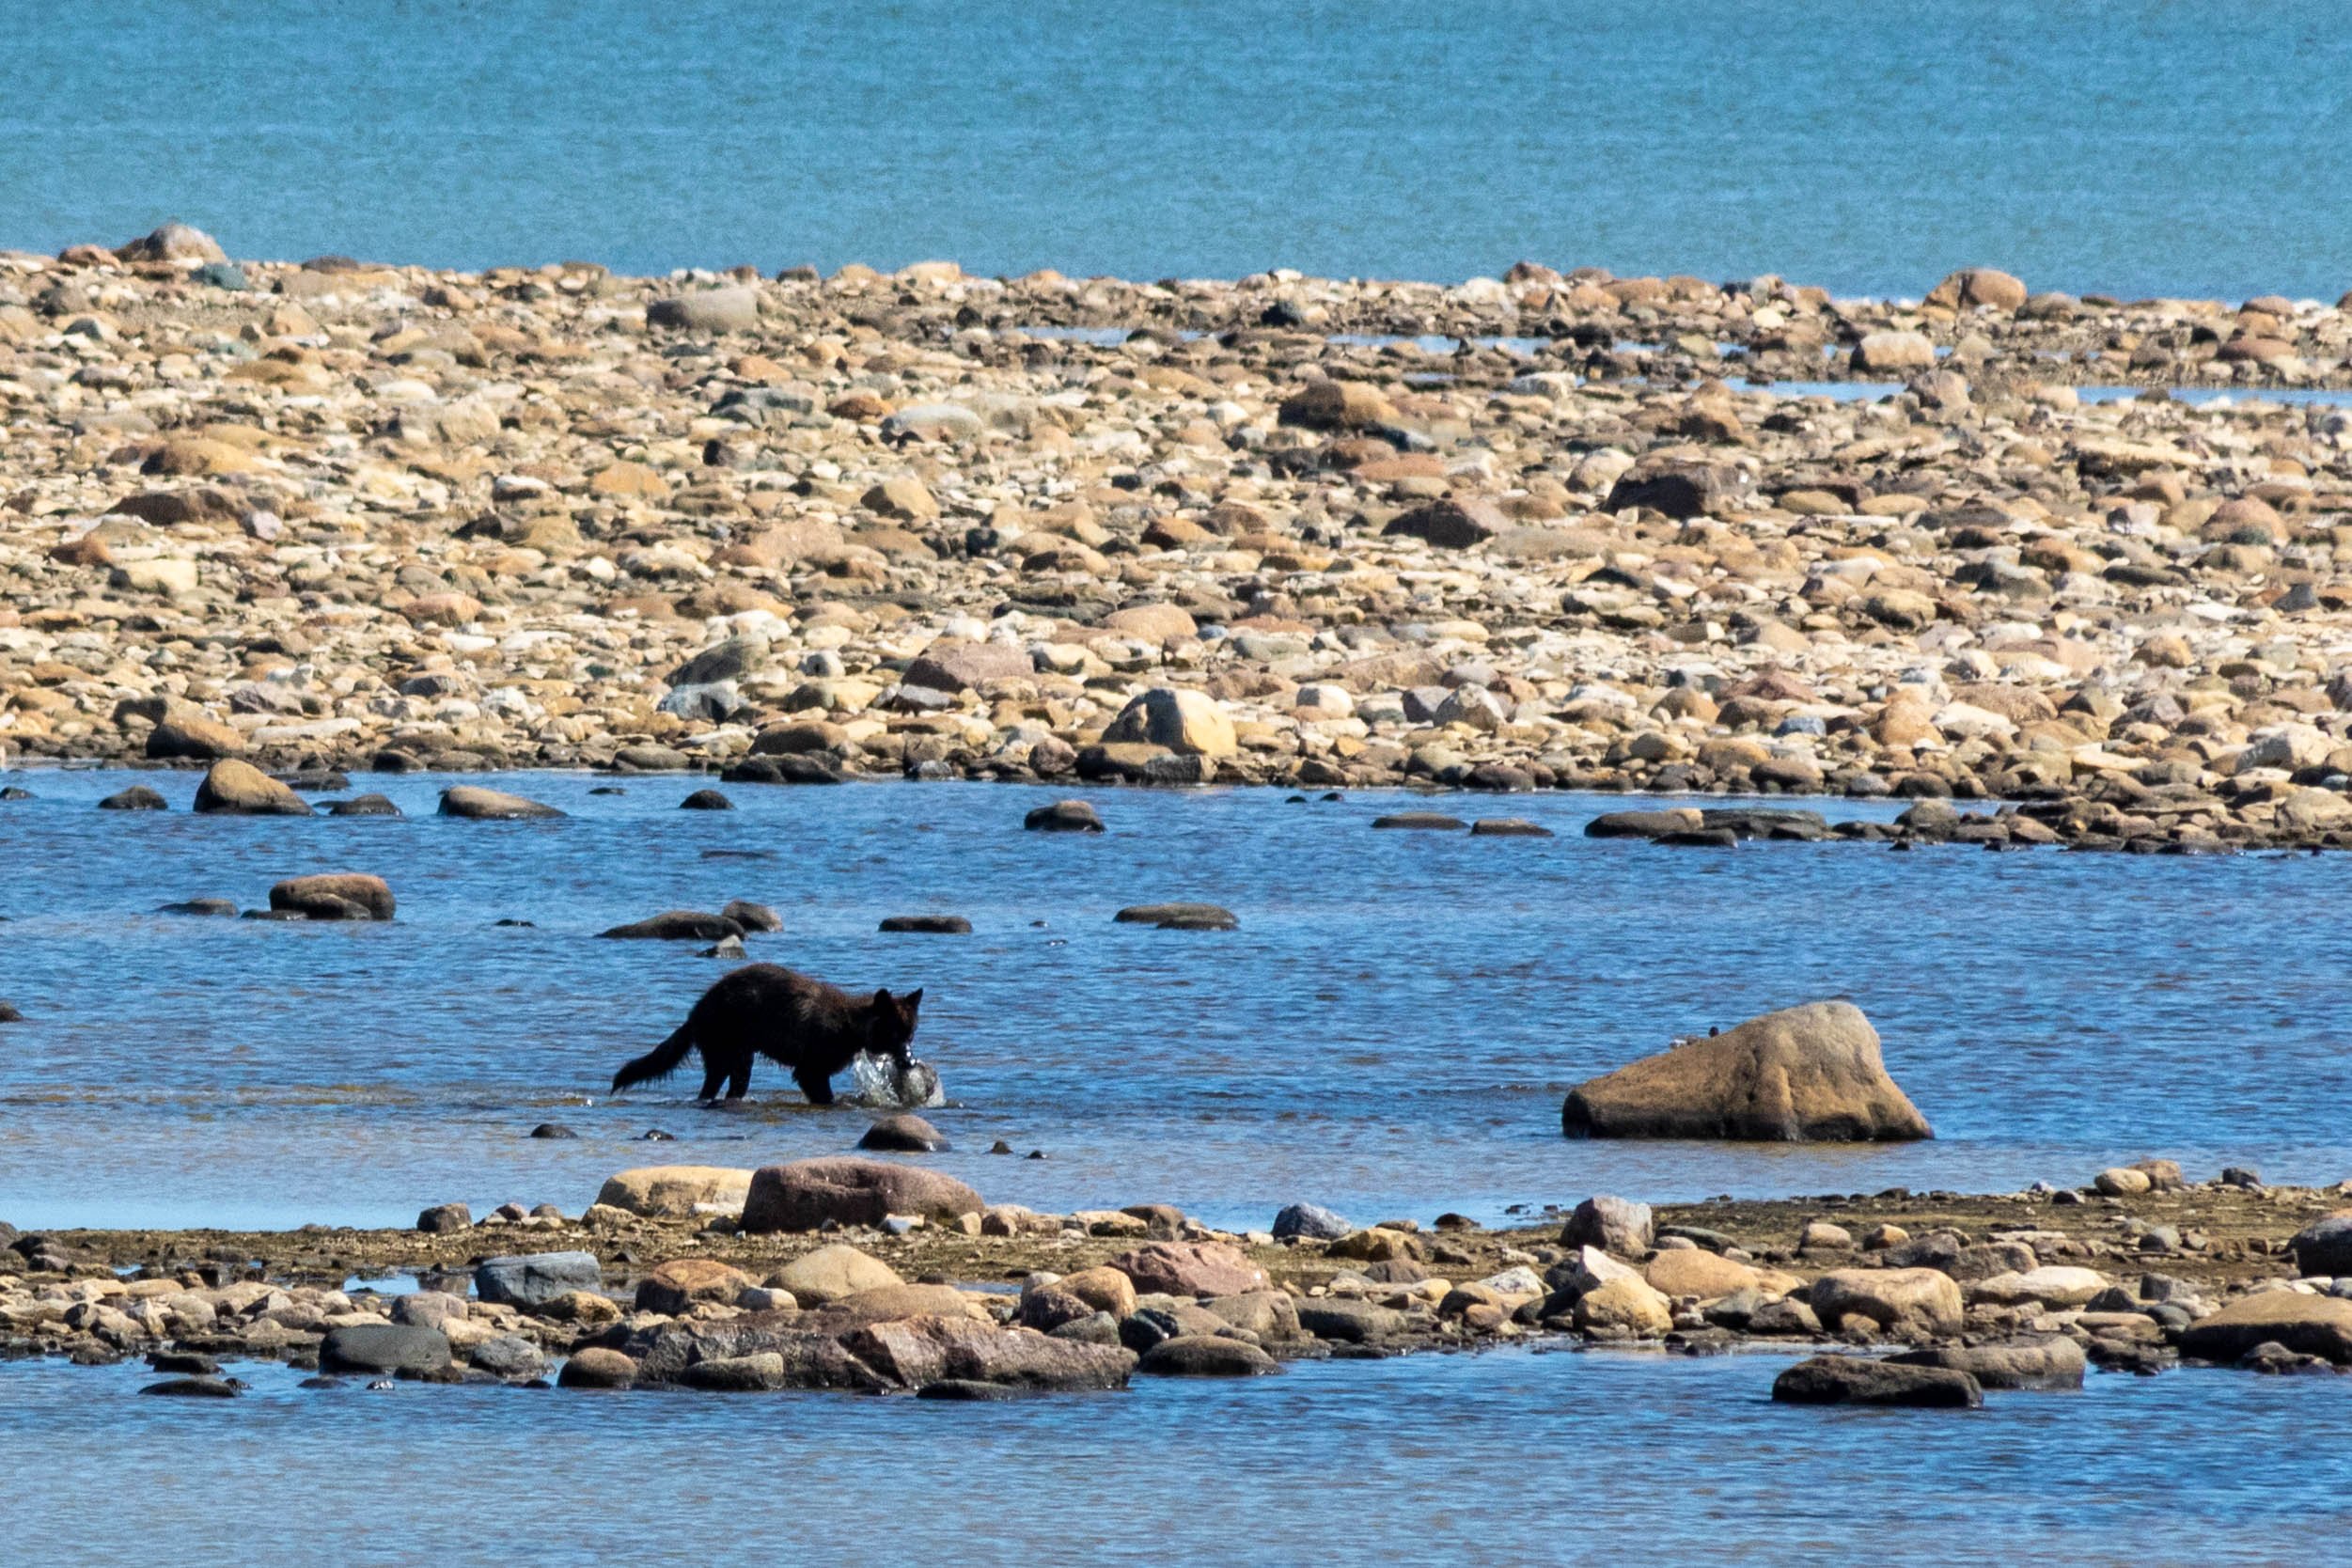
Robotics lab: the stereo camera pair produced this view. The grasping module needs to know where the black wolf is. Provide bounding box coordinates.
[610,964,923,1105]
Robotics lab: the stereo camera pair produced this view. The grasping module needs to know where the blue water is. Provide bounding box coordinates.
[0,1348,2339,1567]
[3,771,2349,1232]
[5,2,2351,298]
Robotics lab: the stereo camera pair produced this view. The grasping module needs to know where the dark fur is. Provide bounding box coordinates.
[610,964,923,1105]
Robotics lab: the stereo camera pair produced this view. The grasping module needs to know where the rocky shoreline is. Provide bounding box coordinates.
[8,229,2352,851]
[10,1161,2352,1406]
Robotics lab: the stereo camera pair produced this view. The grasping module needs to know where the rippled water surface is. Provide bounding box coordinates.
[2,771,2348,1231]
[5,1,2352,297]
[0,1349,2343,1567]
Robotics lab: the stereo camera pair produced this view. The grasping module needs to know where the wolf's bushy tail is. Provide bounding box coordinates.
[611,1023,694,1092]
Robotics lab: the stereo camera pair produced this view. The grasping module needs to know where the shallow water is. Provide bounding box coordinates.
[0,1348,2340,1567]
[6,2,2352,297]
[2,771,2349,1232]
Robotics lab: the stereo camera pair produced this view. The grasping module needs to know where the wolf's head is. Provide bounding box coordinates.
[864,987,924,1066]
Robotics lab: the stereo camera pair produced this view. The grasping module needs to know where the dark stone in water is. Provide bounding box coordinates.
[279,770,351,792]
[1025,799,1105,833]
[589,786,626,795]
[0,786,32,800]
[858,1113,951,1152]
[320,1324,452,1375]
[99,786,168,811]
[529,1122,579,1139]
[722,755,845,786]
[140,1376,241,1398]
[495,917,536,927]
[1470,818,1554,838]
[879,915,971,933]
[640,1128,676,1141]
[601,910,745,941]
[680,789,735,810]
[325,793,403,817]
[1372,812,1466,830]
[1113,902,1237,931]
[916,1378,1027,1401]
[1771,1356,1982,1408]
[721,900,783,933]
[147,1351,219,1374]
[0,1002,20,1024]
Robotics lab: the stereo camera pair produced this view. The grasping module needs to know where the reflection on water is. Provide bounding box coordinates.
[0,1349,2344,1566]
[2,773,2348,1231]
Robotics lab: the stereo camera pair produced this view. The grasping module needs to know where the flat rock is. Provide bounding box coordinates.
[593,1166,754,1217]
[319,1324,451,1375]
[1772,1356,1982,1408]
[474,1251,603,1308]
[1137,1335,1283,1376]
[439,786,563,820]
[741,1157,984,1232]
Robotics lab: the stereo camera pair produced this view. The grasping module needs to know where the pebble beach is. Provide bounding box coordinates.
[8,230,2352,852]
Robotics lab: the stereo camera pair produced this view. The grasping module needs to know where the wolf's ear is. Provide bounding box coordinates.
[903,988,924,1013]
[872,987,893,1009]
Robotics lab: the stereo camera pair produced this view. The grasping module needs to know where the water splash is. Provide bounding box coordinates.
[849,1053,944,1109]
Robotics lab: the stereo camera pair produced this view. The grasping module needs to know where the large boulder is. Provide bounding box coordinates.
[1272,1202,1351,1241]
[593,1166,754,1217]
[1137,1336,1282,1376]
[635,1259,757,1316]
[1808,1268,1964,1339]
[1572,1276,1673,1337]
[439,786,563,820]
[146,714,244,760]
[1106,1242,1268,1298]
[770,1244,904,1306]
[2180,1291,2352,1365]
[1561,1001,1931,1142]
[474,1251,604,1309]
[740,1157,983,1233]
[903,640,1031,694]
[319,1324,450,1375]
[269,874,394,921]
[1888,1339,2086,1390]
[193,760,311,816]
[1644,1248,1764,1300]
[1099,688,1237,758]
[599,910,743,940]
[839,1314,1135,1391]
[1772,1356,1982,1408]
[1968,1266,2110,1308]
[646,286,760,333]
[1559,1195,1654,1254]
[2290,1212,2352,1276]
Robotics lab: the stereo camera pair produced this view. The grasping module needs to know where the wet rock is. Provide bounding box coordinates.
[1112,902,1237,930]
[740,1157,984,1232]
[2180,1292,2352,1365]
[720,900,783,933]
[474,1251,604,1308]
[557,1347,638,1388]
[139,1376,241,1398]
[1137,1336,1283,1376]
[594,1166,755,1217]
[1772,1356,1982,1408]
[1372,812,1466,830]
[1888,1338,2086,1390]
[269,874,394,921]
[839,1314,1135,1391]
[439,786,563,820]
[1025,799,1105,832]
[325,793,403,817]
[99,786,168,811]
[1469,818,1554,837]
[857,1114,952,1152]
[1272,1202,1352,1241]
[600,910,744,940]
[194,760,313,816]
[679,789,735,810]
[320,1324,452,1376]
[416,1202,472,1234]
[529,1122,578,1139]
[878,914,970,933]
[1562,1000,1932,1141]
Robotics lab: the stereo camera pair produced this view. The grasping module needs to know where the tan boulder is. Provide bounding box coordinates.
[593,1166,755,1217]
[2180,1291,2352,1364]
[635,1259,758,1315]
[740,1157,983,1232]
[770,1243,905,1306]
[193,759,312,817]
[1100,687,1236,757]
[1572,1276,1673,1337]
[1809,1268,1964,1338]
[1562,1001,1930,1142]
[1644,1248,1762,1300]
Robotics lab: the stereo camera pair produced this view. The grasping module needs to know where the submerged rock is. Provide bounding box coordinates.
[438,786,563,820]
[1771,1356,1982,1408]
[1562,1000,1931,1142]
[269,874,395,921]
